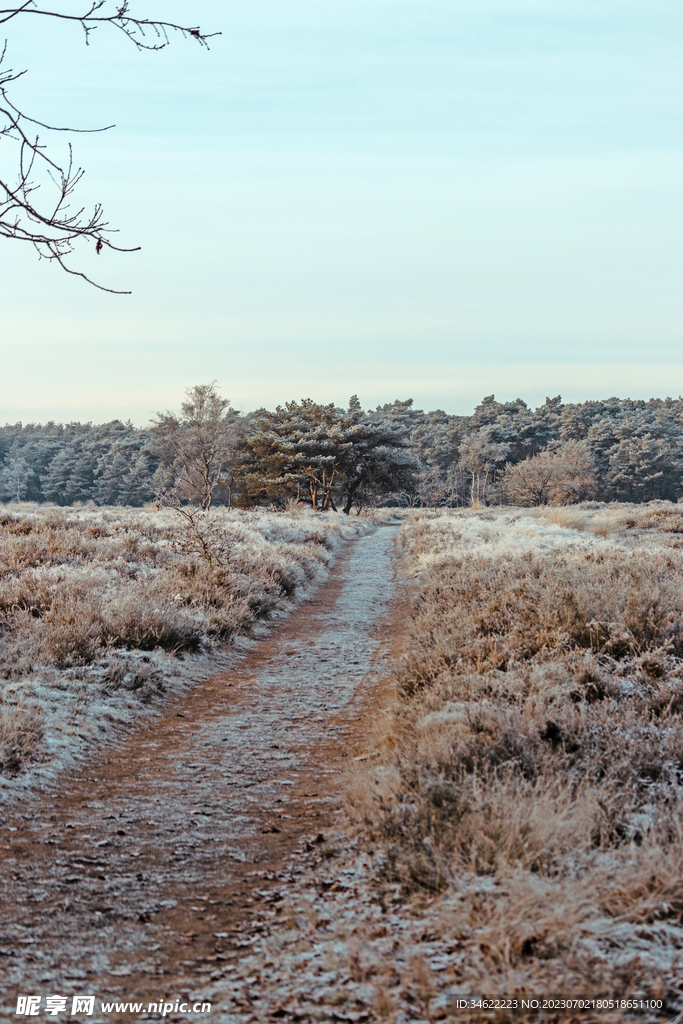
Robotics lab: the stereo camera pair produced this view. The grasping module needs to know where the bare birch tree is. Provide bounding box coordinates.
[458,428,510,505]
[152,383,240,512]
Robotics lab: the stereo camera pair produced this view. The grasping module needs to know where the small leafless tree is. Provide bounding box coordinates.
[458,428,510,506]
[152,383,241,567]
[0,2,218,292]
[152,382,240,512]
[498,442,598,507]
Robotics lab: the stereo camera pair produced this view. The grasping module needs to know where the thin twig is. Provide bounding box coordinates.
[0,2,218,289]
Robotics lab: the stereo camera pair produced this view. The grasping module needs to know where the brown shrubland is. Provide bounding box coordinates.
[0,504,365,777]
[349,506,683,1011]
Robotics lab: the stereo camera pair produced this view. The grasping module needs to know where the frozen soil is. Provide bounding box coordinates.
[6,506,681,1024]
[0,505,378,789]
[0,523,409,1023]
[209,509,683,1024]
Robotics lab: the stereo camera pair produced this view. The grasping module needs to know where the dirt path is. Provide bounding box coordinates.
[1,524,408,1022]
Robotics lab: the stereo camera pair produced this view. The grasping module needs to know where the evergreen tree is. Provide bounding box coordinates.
[237,396,417,512]
[607,434,670,502]
[237,399,348,510]
[337,399,417,513]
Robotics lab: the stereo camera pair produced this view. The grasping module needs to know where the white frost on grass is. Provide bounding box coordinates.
[322,505,683,1015]
[401,507,634,579]
[208,837,683,1021]
[0,504,373,798]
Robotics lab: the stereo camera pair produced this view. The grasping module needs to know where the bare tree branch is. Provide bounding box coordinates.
[0,3,219,291]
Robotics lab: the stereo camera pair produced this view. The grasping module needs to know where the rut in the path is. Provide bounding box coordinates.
[0,525,403,1022]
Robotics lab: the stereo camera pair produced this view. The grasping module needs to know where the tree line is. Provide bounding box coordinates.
[2,386,683,510]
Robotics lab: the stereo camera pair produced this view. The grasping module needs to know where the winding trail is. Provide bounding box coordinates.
[0,524,408,1022]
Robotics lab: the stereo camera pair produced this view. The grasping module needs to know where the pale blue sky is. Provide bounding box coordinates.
[1,0,682,423]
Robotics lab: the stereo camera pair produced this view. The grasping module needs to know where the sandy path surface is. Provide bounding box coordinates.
[1,524,406,1023]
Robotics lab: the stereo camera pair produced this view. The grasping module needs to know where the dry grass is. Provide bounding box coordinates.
[202,505,683,1021]
[0,703,44,775]
[346,506,683,1014]
[0,503,368,782]
[536,500,683,540]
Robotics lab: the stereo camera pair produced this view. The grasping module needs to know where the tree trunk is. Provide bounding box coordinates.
[343,477,361,515]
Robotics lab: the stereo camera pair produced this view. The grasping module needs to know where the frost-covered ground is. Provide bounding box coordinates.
[0,524,405,1022]
[4,500,683,1020]
[215,503,683,1022]
[0,504,373,796]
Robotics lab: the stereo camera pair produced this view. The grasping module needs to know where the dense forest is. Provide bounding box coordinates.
[2,392,683,509]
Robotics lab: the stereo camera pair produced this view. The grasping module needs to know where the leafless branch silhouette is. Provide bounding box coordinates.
[0,2,219,292]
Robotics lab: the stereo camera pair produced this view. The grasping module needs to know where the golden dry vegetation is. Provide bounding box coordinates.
[0,503,368,782]
[207,505,683,1024]
[347,503,683,1016]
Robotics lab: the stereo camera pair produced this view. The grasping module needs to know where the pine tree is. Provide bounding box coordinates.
[237,399,346,510]
[236,396,417,512]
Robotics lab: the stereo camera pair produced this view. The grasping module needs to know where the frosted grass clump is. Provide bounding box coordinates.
[347,506,683,1009]
[0,504,372,792]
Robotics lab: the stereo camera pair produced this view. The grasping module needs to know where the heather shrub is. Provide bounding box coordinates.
[0,703,44,774]
[351,508,683,1005]
[399,546,683,686]
[100,597,204,653]
[0,503,368,775]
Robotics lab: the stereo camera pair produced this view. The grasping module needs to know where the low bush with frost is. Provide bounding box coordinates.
[0,504,368,786]
[347,505,683,1014]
